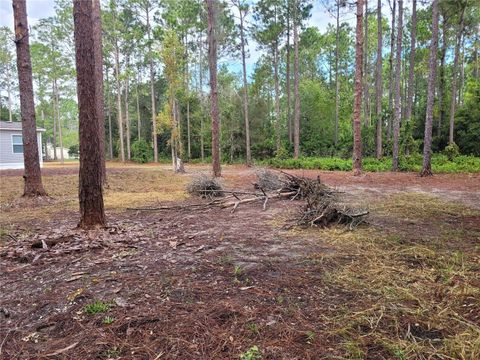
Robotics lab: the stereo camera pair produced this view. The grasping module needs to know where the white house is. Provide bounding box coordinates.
[45,143,71,161]
[0,121,45,170]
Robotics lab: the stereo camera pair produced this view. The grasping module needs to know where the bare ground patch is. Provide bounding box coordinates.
[1,164,479,359]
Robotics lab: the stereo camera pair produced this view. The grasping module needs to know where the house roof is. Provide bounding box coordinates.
[0,121,46,132]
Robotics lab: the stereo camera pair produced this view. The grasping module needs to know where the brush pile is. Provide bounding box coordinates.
[254,168,285,190]
[266,170,368,229]
[186,175,224,198]
[139,169,368,230]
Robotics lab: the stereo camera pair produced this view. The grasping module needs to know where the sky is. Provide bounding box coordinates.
[0,0,349,71]
[1,0,418,96]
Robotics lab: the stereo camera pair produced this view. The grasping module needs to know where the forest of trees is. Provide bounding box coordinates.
[1,0,479,173]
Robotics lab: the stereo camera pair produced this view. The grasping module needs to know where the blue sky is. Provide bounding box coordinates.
[1,1,420,86]
[0,0,349,80]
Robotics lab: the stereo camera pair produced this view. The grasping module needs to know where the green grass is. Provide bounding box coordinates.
[261,154,480,173]
[83,300,111,315]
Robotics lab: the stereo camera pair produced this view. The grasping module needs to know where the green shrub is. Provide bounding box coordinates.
[274,146,290,160]
[443,143,460,161]
[68,144,79,158]
[261,155,480,173]
[131,139,152,163]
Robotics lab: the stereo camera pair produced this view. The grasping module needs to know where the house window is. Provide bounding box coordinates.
[12,135,23,154]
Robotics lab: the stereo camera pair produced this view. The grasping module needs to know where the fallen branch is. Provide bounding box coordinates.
[220,191,296,212]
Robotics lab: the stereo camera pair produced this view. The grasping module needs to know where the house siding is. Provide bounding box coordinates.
[0,129,43,169]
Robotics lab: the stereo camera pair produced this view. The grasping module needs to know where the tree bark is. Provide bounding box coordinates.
[199,32,205,162]
[51,81,57,160]
[363,0,370,127]
[375,0,383,159]
[274,44,281,152]
[293,0,300,159]
[459,36,465,106]
[391,0,403,171]
[106,67,113,159]
[334,0,340,148]
[286,2,292,144]
[54,79,64,164]
[420,0,439,177]
[353,0,364,176]
[6,64,13,122]
[448,5,465,145]
[237,3,251,165]
[113,9,125,162]
[404,0,416,122]
[146,5,158,162]
[124,77,131,160]
[73,0,106,227]
[185,35,191,160]
[93,0,105,182]
[437,17,447,139]
[207,0,221,177]
[12,0,47,197]
[136,73,141,140]
[387,0,396,139]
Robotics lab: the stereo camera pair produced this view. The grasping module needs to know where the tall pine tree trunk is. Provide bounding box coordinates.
[274,44,281,152]
[392,0,403,171]
[54,79,64,164]
[363,0,370,127]
[387,0,396,139]
[106,67,113,159]
[448,6,465,145]
[51,81,57,160]
[114,35,124,162]
[404,0,416,122]
[12,0,46,197]
[438,18,447,139]
[207,0,221,177]
[124,77,131,160]
[334,0,340,148]
[185,35,191,160]
[93,0,105,182]
[146,5,158,162]
[6,65,13,122]
[353,0,364,176]
[286,4,292,144]
[199,32,205,162]
[73,0,106,227]
[375,0,383,159]
[420,0,439,177]
[293,0,300,159]
[136,74,141,140]
[238,4,251,165]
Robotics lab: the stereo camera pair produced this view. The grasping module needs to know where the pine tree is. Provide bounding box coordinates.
[12,0,47,197]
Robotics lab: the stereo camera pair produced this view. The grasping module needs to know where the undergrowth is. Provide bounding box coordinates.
[262,154,480,173]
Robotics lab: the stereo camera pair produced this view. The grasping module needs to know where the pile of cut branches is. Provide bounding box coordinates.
[131,170,368,229]
[269,170,368,229]
[186,175,224,198]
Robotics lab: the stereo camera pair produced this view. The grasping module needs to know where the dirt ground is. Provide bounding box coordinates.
[1,163,479,359]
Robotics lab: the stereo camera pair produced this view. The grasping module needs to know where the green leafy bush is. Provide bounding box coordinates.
[68,144,79,158]
[261,155,480,173]
[131,139,152,164]
[444,143,460,161]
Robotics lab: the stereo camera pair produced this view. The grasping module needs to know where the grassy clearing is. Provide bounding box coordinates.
[300,194,480,359]
[263,154,480,173]
[0,163,189,224]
